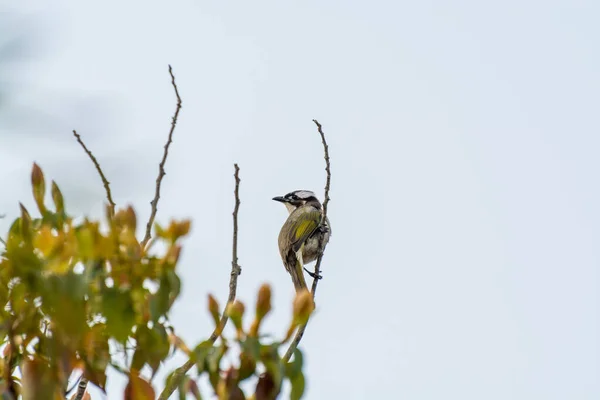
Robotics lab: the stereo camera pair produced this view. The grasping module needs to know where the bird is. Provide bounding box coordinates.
[273,190,331,291]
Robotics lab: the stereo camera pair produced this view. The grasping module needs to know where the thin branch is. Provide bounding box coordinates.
[210,164,242,341]
[309,119,331,295]
[158,164,242,400]
[283,119,331,362]
[71,127,112,400]
[73,130,116,216]
[75,66,181,400]
[141,64,182,248]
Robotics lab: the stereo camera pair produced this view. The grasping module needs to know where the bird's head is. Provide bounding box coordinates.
[273,190,321,214]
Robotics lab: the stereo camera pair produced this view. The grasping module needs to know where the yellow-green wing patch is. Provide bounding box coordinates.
[288,210,322,253]
[295,219,317,240]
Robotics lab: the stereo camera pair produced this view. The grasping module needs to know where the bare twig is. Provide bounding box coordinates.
[73,130,116,216]
[309,119,331,296]
[141,64,182,248]
[209,164,242,341]
[71,130,115,399]
[157,164,242,400]
[283,119,331,362]
[75,66,180,400]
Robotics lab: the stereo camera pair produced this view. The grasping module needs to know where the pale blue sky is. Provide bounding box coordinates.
[1,1,599,399]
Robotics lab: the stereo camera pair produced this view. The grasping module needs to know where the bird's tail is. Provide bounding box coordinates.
[285,252,308,292]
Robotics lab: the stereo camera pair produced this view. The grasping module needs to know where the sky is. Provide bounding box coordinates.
[1,0,599,399]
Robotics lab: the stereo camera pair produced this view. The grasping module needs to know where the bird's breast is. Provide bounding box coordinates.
[302,227,331,264]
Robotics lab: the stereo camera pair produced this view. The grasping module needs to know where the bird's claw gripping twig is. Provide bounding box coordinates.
[304,267,322,280]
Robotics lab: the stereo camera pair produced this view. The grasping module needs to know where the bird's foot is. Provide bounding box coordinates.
[304,267,322,280]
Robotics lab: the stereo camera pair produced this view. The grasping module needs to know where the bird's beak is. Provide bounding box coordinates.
[272,196,287,203]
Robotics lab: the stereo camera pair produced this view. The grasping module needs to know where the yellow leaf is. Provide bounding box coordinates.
[34,225,57,257]
[168,332,191,355]
[124,374,155,400]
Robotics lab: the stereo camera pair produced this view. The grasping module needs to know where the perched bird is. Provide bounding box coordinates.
[273,190,331,291]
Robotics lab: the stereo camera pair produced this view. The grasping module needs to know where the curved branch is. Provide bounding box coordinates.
[283,119,331,362]
[158,164,242,400]
[141,64,182,248]
[73,130,116,217]
[72,128,115,400]
[75,66,181,400]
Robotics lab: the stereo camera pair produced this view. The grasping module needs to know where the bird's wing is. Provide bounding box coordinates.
[284,209,323,254]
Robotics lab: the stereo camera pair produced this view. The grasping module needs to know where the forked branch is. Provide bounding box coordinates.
[283,119,332,362]
[73,66,181,400]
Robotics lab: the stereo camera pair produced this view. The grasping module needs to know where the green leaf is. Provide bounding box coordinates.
[9,285,42,337]
[42,273,88,339]
[31,163,47,214]
[22,356,59,400]
[285,348,304,379]
[206,343,227,390]
[238,351,257,381]
[3,240,41,281]
[207,294,220,327]
[102,287,135,343]
[240,336,260,360]
[166,269,181,305]
[260,344,284,397]
[289,371,305,400]
[9,280,28,315]
[19,203,32,244]
[131,324,170,375]
[149,290,169,323]
[0,276,8,312]
[207,342,227,374]
[150,270,181,322]
[130,342,146,372]
[154,223,166,239]
[177,376,188,400]
[84,324,110,371]
[193,340,213,373]
[50,181,64,214]
[75,224,96,261]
